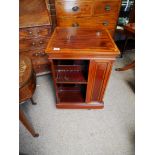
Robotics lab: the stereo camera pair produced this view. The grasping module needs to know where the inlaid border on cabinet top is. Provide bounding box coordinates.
[46,27,120,59]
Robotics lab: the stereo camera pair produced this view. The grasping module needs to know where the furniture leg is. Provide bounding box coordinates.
[115,60,135,71]
[120,37,128,58]
[30,98,37,105]
[19,109,39,137]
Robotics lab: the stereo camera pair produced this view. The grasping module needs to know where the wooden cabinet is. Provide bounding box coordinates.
[19,0,52,76]
[45,27,120,109]
[55,0,121,37]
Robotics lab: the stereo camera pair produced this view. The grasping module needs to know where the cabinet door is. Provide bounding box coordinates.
[86,60,113,103]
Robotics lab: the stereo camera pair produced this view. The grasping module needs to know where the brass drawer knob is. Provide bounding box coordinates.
[105,5,111,11]
[72,6,79,12]
[102,21,109,26]
[41,52,46,56]
[32,42,35,46]
[33,53,39,56]
[39,41,43,44]
[29,31,32,34]
[72,23,79,27]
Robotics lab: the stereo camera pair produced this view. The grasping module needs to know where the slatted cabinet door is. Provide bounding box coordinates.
[86,60,113,103]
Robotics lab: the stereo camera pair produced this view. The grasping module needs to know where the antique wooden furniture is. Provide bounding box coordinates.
[19,54,39,137]
[19,0,52,76]
[46,0,57,29]
[45,27,120,109]
[55,0,122,37]
[115,23,135,71]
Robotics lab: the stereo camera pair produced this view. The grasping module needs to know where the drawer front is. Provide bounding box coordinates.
[55,1,93,17]
[20,28,37,39]
[19,38,49,51]
[37,26,52,37]
[20,50,48,60]
[33,64,51,74]
[94,1,120,15]
[32,55,50,66]
[57,16,116,30]
[20,51,50,75]
[19,26,51,39]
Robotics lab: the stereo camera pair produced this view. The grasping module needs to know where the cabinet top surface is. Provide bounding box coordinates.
[19,0,51,28]
[46,27,119,57]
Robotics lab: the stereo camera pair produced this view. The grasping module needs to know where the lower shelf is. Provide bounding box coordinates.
[56,84,104,109]
[33,63,51,75]
[57,84,86,103]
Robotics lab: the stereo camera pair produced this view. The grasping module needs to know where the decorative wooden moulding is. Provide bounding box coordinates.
[45,27,120,109]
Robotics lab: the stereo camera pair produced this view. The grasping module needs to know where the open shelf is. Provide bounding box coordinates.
[57,84,86,103]
[53,60,89,84]
[55,65,87,84]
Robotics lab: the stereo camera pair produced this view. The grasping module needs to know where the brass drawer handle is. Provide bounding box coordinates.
[33,51,46,57]
[29,31,32,34]
[39,41,43,44]
[37,30,40,33]
[72,23,79,27]
[32,42,36,46]
[102,21,109,26]
[105,5,111,11]
[72,6,79,12]
[41,52,46,56]
[33,52,39,56]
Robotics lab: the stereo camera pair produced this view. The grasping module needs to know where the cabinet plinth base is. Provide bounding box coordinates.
[56,102,104,109]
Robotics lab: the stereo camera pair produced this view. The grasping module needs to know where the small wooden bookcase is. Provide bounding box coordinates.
[45,27,119,109]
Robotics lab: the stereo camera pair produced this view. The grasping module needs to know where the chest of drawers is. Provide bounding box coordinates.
[19,0,52,75]
[55,0,121,37]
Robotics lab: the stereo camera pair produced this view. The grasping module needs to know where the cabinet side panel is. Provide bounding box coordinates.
[50,60,60,103]
[86,60,113,103]
[85,60,97,103]
[98,62,113,102]
[91,62,108,101]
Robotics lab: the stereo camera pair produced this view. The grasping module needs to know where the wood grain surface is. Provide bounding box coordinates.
[20,0,51,28]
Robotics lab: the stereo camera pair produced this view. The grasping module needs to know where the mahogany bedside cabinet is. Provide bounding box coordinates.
[19,54,39,137]
[45,27,120,109]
